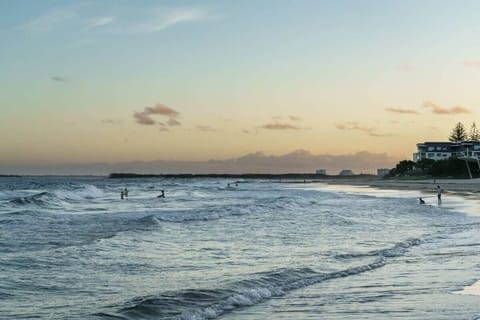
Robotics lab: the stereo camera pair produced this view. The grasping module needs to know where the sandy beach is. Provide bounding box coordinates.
[323,177,480,197]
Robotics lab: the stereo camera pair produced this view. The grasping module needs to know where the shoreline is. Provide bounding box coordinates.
[321,177,480,197]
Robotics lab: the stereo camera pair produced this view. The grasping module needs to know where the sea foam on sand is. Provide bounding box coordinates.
[454,280,480,296]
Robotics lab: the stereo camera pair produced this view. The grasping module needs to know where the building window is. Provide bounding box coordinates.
[427,153,434,157]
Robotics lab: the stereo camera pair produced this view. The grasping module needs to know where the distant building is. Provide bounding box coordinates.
[377,168,390,176]
[339,169,354,176]
[413,141,480,162]
[316,169,326,175]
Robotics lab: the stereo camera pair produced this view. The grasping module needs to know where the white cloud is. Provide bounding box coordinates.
[19,5,215,35]
[51,75,67,83]
[20,7,76,32]
[86,16,114,29]
[132,7,214,33]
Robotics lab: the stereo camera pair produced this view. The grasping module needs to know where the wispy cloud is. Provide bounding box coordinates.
[288,115,302,121]
[20,7,76,32]
[86,16,114,29]
[133,103,181,126]
[197,125,215,132]
[145,104,179,118]
[101,119,122,125]
[20,5,215,34]
[51,75,67,83]
[130,7,214,33]
[422,101,470,114]
[336,122,390,137]
[167,118,181,126]
[464,60,480,68]
[262,122,300,130]
[134,112,156,125]
[158,123,169,132]
[385,107,418,114]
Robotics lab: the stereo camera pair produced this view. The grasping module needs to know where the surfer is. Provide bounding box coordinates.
[120,191,125,200]
[157,190,165,198]
[124,188,128,197]
[419,197,425,204]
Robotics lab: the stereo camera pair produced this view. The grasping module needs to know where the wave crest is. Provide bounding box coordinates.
[97,260,385,320]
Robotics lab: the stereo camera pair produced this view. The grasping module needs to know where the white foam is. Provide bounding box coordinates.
[54,185,104,201]
[454,280,480,296]
[302,183,480,217]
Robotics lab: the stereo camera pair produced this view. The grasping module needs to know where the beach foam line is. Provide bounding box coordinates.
[309,182,480,217]
[453,280,480,296]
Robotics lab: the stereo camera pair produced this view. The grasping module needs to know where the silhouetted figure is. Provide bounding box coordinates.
[124,188,128,197]
[419,197,425,204]
[437,185,443,204]
[157,190,165,198]
[121,191,125,200]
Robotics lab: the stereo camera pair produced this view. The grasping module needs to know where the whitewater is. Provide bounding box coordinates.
[1,176,480,319]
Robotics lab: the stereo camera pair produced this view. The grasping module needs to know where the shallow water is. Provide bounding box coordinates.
[1,176,480,319]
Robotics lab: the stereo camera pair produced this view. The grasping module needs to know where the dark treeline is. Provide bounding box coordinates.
[387,158,479,179]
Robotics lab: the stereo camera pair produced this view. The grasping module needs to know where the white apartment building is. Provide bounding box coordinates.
[413,141,480,162]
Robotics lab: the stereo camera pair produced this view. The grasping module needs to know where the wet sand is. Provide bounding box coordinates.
[323,177,480,197]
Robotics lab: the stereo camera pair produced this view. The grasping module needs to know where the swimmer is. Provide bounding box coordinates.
[157,190,165,198]
[419,197,425,204]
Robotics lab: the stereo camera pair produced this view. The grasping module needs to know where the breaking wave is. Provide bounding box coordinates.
[9,192,64,207]
[97,259,386,320]
[8,185,104,207]
[336,237,422,259]
[54,184,104,200]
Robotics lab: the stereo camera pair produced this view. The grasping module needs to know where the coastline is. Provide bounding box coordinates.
[322,177,480,197]
[325,176,480,297]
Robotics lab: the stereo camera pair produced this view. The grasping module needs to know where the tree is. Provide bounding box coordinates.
[470,122,480,141]
[448,122,467,142]
[387,160,416,177]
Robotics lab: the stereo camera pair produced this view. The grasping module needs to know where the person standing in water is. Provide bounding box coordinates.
[437,185,443,204]
[124,188,128,198]
[120,191,125,200]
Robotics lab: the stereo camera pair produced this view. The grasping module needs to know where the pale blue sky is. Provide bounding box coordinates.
[1,0,479,171]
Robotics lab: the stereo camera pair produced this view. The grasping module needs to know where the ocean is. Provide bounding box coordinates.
[1,176,480,319]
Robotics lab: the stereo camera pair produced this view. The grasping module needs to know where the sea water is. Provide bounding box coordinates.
[1,176,480,319]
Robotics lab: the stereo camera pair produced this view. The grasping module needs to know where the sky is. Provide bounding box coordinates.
[1,0,479,174]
